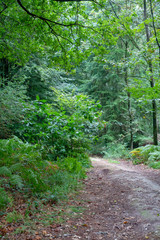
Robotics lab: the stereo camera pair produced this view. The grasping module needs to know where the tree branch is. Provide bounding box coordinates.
[45,21,73,44]
[0,3,8,14]
[17,0,77,27]
[149,0,160,48]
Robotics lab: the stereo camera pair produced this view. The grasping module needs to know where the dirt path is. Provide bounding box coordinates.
[54,157,160,240]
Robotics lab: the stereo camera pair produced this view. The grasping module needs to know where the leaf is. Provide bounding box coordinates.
[0,166,11,177]
[123,221,128,224]
[9,175,24,189]
[82,223,88,227]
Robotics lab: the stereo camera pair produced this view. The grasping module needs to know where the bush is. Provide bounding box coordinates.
[0,80,27,139]
[104,143,130,159]
[0,137,55,194]
[16,92,102,160]
[130,145,160,167]
[0,137,91,210]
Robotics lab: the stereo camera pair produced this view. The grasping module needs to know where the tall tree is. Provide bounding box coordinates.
[144,0,158,145]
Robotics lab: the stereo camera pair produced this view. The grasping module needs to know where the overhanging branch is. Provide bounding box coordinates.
[17,0,77,27]
[0,2,8,14]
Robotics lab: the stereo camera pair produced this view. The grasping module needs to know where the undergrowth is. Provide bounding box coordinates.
[0,136,90,212]
[104,143,130,159]
[130,144,160,169]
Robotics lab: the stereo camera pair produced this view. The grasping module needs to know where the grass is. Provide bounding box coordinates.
[6,211,23,223]
[107,159,120,164]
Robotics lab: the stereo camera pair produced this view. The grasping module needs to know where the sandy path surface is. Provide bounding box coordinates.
[90,157,160,239]
[54,157,160,240]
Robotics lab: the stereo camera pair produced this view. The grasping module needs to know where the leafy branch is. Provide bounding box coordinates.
[17,0,78,27]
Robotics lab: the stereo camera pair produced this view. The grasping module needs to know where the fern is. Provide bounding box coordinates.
[0,137,88,210]
[148,151,160,162]
[0,166,12,177]
[10,163,22,173]
[9,175,24,189]
[0,187,11,209]
[140,145,160,160]
[131,145,160,166]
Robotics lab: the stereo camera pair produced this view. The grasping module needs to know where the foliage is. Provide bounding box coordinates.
[1,0,160,152]
[0,137,90,210]
[0,0,97,68]
[16,91,102,160]
[130,145,160,168]
[104,143,130,159]
[58,157,86,178]
[76,52,153,152]
[0,80,27,139]
[6,211,23,223]
[13,57,77,101]
[0,187,12,210]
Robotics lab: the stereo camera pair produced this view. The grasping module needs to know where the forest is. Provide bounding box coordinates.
[0,0,160,238]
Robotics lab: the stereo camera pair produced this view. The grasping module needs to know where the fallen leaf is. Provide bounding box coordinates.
[123,221,128,224]
[42,230,47,235]
[82,223,88,227]
[35,236,42,240]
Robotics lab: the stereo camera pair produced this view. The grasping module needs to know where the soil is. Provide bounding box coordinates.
[2,157,160,240]
[53,157,160,240]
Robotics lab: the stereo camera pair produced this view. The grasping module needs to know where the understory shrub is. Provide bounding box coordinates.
[0,137,90,210]
[130,145,160,168]
[16,92,102,160]
[0,80,27,139]
[104,143,130,159]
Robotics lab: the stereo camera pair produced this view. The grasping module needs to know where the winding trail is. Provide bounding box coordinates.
[55,157,160,240]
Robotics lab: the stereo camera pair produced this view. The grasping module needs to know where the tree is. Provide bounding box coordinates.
[0,0,97,67]
[143,0,158,145]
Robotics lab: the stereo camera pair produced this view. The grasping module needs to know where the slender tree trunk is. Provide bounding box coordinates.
[124,41,134,149]
[144,0,158,145]
[149,0,160,77]
[0,58,10,88]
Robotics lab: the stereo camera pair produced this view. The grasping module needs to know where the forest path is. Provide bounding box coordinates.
[55,157,160,240]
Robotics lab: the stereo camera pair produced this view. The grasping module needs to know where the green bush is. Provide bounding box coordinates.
[58,157,86,178]
[0,80,27,139]
[148,151,160,162]
[130,145,160,168]
[104,143,130,159]
[0,137,91,210]
[0,90,101,210]
[0,137,54,194]
[16,92,102,160]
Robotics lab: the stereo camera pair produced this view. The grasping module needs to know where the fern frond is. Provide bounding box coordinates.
[10,175,24,189]
[0,166,12,177]
[0,187,11,209]
[10,163,22,173]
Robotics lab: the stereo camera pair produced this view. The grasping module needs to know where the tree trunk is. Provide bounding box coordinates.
[124,41,134,149]
[144,0,158,145]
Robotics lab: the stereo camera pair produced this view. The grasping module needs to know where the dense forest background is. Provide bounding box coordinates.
[1,0,160,151]
[1,0,160,221]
